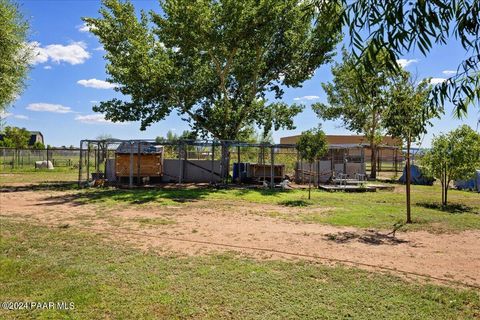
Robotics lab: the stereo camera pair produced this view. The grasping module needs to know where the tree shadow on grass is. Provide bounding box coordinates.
[324,230,409,246]
[416,202,479,214]
[35,187,219,206]
[231,187,293,197]
[0,182,79,193]
[279,199,311,207]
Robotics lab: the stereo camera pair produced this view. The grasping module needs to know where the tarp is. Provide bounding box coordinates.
[398,164,435,186]
[455,170,480,192]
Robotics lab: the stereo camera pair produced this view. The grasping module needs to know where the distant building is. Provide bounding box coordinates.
[28,131,44,146]
[280,134,401,146]
[0,130,44,147]
[281,134,403,173]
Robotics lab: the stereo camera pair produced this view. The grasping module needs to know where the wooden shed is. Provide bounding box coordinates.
[249,163,285,181]
[115,142,163,178]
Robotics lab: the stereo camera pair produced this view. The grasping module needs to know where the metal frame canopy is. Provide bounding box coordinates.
[77,138,399,188]
[77,138,298,188]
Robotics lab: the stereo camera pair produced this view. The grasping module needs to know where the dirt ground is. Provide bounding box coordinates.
[1,188,479,289]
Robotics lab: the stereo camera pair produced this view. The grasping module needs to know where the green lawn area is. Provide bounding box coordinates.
[0,168,78,184]
[65,185,480,232]
[1,170,479,232]
[0,220,478,319]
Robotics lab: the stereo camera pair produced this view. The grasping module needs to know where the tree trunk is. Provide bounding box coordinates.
[308,162,312,200]
[405,139,412,224]
[441,177,445,206]
[370,145,377,179]
[220,142,230,183]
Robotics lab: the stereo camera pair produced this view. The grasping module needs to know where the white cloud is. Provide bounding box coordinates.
[43,65,52,70]
[429,77,447,84]
[0,112,29,120]
[27,103,73,113]
[94,46,105,51]
[294,95,320,101]
[442,70,456,75]
[396,59,418,68]
[75,114,123,125]
[13,114,29,120]
[29,41,90,65]
[89,100,99,104]
[77,78,117,90]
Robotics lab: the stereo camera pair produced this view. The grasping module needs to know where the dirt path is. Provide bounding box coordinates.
[1,189,480,288]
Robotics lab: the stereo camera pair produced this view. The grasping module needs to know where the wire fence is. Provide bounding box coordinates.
[74,139,405,188]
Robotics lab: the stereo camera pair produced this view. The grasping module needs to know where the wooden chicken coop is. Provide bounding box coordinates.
[115,142,163,180]
[249,163,285,182]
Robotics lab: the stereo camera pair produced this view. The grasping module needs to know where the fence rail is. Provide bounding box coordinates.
[0,148,91,169]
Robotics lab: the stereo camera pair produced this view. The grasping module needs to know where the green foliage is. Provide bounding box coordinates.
[156,130,197,143]
[296,127,328,162]
[0,0,30,111]
[422,125,480,205]
[85,0,342,140]
[332,0,480,116]
[384,75,440,144]
[31,141,45,149]
[313,49,393,144]
[312,49,400,178]
[0,125,29,148]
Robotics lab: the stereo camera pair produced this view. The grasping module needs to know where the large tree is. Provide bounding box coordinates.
[422,125,480,207]
[316,0,480,116]
[85,0,342,178]
[312,49,396,179]
[0,0,30,112]
[383,75,439,223]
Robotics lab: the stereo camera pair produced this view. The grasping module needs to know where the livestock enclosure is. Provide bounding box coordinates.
[76,139,404,188]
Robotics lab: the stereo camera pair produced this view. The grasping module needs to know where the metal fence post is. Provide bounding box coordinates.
[178,143,183,184]
[270,146,274,188]
[78,140,83,186]
[129,142,134,188]
[210,141,215,184]
[137,142,141,185]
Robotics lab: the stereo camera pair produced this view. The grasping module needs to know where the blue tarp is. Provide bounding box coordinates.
[455,170,480,192]
[398,164,435,186]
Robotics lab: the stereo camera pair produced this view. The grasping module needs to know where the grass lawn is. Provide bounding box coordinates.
[0,220,479,319]
[66,185,480,232]
[1,170,479,232]
[0,168,78,184]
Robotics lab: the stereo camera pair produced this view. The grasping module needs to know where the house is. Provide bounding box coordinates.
[279,134,400,146]
[281,134,403,173]
[28,131,44,146]
[0,130,44,147]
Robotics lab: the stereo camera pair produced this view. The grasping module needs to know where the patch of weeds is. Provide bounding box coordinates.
[132,217,176,226]
[279,199,312,207]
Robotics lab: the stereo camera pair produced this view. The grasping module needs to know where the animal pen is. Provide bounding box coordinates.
[77,139,400,188]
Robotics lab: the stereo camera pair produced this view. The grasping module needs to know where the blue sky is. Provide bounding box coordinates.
[2,0,479,147]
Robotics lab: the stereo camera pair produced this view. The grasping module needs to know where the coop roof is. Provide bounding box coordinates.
[115,142,163,154]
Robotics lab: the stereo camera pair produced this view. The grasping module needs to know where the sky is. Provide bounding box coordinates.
[1,0,479,147]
